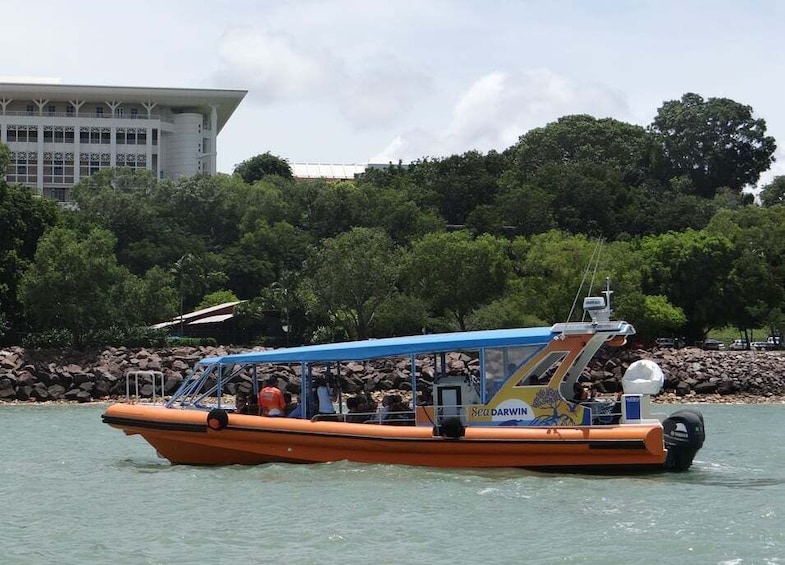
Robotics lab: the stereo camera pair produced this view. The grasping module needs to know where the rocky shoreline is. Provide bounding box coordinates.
[2,345,785,405]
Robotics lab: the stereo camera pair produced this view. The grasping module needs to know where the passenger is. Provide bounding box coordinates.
[234,392,248,414]
[287,402,303,418]
[258,376,286,416]
[377,395,392,421]
[356,393,377,419]
[284,392,299,416]
[572,381,590,403]
[345,396,365,423]
[315,377,336,415]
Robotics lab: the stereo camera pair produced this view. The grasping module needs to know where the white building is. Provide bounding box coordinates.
[0,82,246,201]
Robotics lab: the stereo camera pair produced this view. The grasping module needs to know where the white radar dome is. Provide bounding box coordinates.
[621,359,664,395]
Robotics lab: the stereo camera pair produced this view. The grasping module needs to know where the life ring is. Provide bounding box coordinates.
[440,417,465,439]
[207,408,229,431]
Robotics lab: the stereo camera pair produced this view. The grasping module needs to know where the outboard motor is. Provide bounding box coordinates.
[663,409,705,472]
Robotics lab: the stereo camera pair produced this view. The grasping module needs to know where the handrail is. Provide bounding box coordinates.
[124,370,165,404]
[1,110,168,121]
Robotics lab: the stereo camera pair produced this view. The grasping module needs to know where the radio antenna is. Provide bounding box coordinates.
[566,239,604,323]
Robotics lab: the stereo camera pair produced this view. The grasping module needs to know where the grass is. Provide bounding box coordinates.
[708,326,770,344]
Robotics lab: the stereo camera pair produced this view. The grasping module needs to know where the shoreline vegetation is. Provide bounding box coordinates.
[2,345,785,406]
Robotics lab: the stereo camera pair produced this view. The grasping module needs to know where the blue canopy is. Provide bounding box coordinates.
[201,326,556,365]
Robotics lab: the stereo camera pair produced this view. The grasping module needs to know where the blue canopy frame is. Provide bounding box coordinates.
[200,326,557,365]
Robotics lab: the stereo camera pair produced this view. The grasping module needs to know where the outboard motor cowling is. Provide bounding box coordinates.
[663,409,705,472]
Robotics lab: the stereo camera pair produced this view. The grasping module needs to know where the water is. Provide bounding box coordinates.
[0,404,783,565]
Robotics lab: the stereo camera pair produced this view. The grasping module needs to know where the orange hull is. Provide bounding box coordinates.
[103,403,667,469]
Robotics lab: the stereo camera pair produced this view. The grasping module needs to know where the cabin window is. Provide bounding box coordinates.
[484,345,541,398]
[516,351,568,387]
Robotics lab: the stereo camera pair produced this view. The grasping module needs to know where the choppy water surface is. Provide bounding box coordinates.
[0,404,783,564]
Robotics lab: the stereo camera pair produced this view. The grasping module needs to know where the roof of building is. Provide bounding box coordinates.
[290,163,368,180]
[0,82,247,132]
[150,301,244,330]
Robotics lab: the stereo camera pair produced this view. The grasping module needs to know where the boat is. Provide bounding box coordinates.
[102,290,705,471]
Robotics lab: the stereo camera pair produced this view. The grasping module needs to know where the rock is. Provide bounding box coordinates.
[47,384,66,400]
[693,381,718,395]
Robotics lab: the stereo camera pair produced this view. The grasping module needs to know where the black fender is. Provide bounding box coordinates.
[207,408,229,431]
[438,417,465,440]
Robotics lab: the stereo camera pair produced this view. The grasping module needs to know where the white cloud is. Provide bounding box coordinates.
[336,58,432,129]
[213,27,341,102]
[371,68,630,163]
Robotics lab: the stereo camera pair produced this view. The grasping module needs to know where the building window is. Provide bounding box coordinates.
[79,152,110,177]
[66,106,75,116]
[130,108,138,119]
[6,126,38,143]
[44,126,68,143]
[26,104,34,115]
[117,153,146,170]
[116,107,124,118]
[6,152,38,184]
[152,129,158,146]
[96,106,103,117]
[43,152,74,185]
[47,105,56,115]
[81,127,110,144]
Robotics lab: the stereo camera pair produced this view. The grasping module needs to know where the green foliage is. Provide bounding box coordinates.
[465,295,546,331]
[172,252,228,312]
[705,206,785,335]
[166,336,218,347]
[368,294,431,338]
[304,227,402,339]
[408,151,505,226]
[616,293,686,343]
[17,227,142,345]
[0,182,60,336]
[651,92,776,196]
[0,143,9,172]
[3,93,784,347]
[760,176,785,207]
[508,114,662,186]
[639,229,735,342]
[406,230,510,330]
[508,231,607,324]
[197,290,240,310]
[234,152,293,183]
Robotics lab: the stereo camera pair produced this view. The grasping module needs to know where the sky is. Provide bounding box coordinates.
[2,0,784,187]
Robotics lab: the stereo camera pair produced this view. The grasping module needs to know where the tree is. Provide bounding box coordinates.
[18,227,138,345]
[650,93,776,197]
[234,152,293,183]
[171,253,228,332]
[304,227,402,339]
[507,114,662,186]
[406,231,510,331]
[197,290,240,310]
[508,231,609,324]
[760,176,785,207]
[0,181,60,340]
[639,229,735,342]
[407,151,505,226]
[706,206,785,337]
